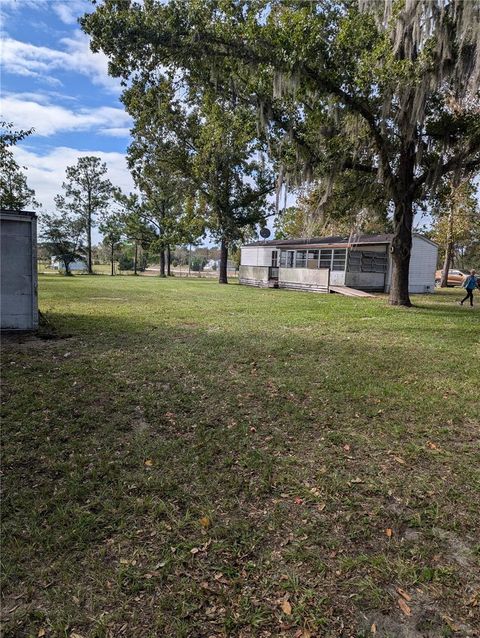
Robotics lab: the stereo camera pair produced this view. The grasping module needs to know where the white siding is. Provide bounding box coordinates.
[1,213,38,330]
[240,246,275,267]
[386,235,438,294]
[278,267,329,293]
[408,236,438,293]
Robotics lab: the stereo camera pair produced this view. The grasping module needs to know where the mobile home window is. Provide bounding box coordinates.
[287,251,295,268]
[332,249,346,271]
[307,249,319,268]
[295,250,307,268]
[319,249,332,269]
[271,251,278,267]
[279,250,287,267]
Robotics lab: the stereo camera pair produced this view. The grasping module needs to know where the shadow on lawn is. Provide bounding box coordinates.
[3,301,479,637]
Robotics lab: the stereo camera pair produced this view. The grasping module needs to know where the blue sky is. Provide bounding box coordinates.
[1,0,134,218]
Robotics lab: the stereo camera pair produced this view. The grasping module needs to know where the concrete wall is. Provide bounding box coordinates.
[238,265,270,287]
[278,267,329,293]
[240,246,274,267]
[1,212,38,330]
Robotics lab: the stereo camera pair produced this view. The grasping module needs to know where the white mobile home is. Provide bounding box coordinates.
[51,257,87,272]
[239,233,437,295]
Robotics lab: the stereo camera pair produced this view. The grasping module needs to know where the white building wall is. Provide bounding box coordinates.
[278,267,329,293]
[1,212,38,330]
[386,235,438,294]
[240,246,274,267]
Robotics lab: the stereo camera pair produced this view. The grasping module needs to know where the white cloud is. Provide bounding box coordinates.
[52,1,89,25]
[13,145,135,216]
[1,30,122,92]
[101,127,132,138]
[1,94,131,136]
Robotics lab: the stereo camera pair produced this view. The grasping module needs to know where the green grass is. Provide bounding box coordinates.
[2,276,479,637]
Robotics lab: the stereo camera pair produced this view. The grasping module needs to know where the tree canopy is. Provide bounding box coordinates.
[82,0,480,305]
[55,156,114,274]
[0,121,39,211]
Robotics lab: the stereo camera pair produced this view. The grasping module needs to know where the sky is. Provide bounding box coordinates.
[1,0,135,231]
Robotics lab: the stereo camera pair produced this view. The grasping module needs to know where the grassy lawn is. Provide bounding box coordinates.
[2,276,479,638]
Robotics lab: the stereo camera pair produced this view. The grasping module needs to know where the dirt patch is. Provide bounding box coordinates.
[131,405,150,434]
[433,528,477,569]
[1,332,71,351]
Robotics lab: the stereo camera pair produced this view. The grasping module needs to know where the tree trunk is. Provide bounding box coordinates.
[134,241,138,276]
[389,197,414,307]
[440,241,454,288]
[167,244,171,276]
[159,249,166,277]
[188,244,191,277]
[87,215,93,274]
[440,194,456,287]
[111,243,114,276]
[219,238,228,284]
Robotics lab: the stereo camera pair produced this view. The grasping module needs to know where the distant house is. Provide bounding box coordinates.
[239,233,438,294]
[51,257,87,272]
[204,259,237,272]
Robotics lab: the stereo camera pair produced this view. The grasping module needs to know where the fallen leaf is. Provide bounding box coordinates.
[281,599,292,615]
[371,623,377,634]
[317,502,326,512]
[38,630,46,637]
[343,444,351,451]
[393,456,406,465]
[199,516,211,529]
[397,587,411,601]
[443,616,460,631]
[144,459,153,467]
[351,477,363,484]
[398,598,411,616]
[294,497,303,505]
[190,547,199,555]
[386,528,393,537]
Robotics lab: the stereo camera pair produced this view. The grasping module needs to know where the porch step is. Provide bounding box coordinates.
[329,286,376,298]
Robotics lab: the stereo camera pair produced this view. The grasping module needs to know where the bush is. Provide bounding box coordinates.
[119,254,134,270]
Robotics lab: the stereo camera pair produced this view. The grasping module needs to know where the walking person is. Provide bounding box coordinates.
[458,270,478,307]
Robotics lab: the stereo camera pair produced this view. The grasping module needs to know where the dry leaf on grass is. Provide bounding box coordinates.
[144,459,153,467]
[199,516,211,529]
[37,630,46,637]
[393,456,406,465]
[370,623,377,634]
[281,599,292,615]
[396,587,411,601]
[386,528,393,537]
[397,598,411,616]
